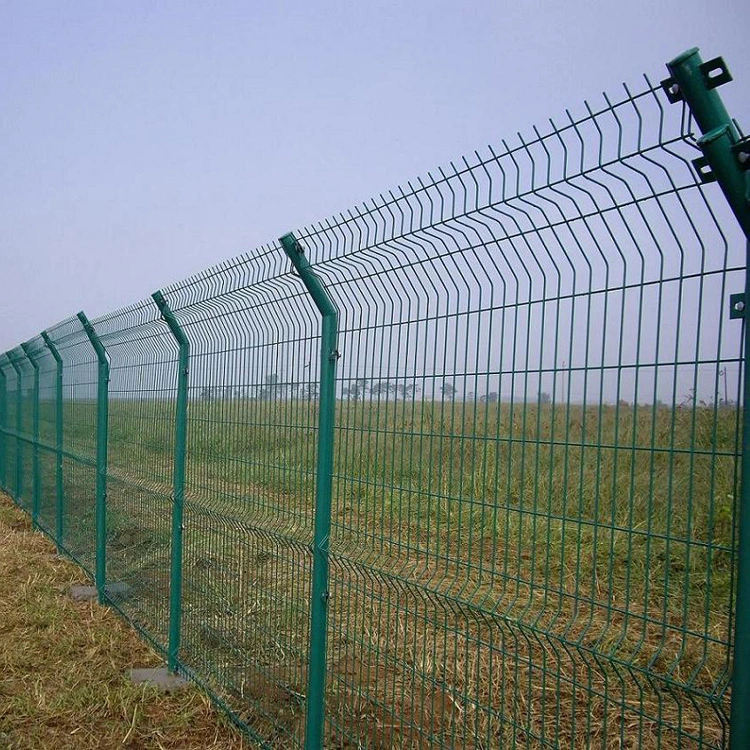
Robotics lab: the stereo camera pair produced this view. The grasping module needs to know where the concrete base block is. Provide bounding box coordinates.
[69,584,98,602]
[104,582,132,600]
[69,582,133,602]
[128,668,188,692]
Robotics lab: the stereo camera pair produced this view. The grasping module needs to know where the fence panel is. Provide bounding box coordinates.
[157,250,323,746]
[1,50,747,749]
[0,354,14,497]
[6,348,34,512]
[23,335,59,535]
[286,77,745,748]
[44,317,102,575]
[0,357,6,492]
[88,300,179,648]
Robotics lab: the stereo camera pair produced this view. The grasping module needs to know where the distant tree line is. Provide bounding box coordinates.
[199,373,319,402]
[198,376,559,404]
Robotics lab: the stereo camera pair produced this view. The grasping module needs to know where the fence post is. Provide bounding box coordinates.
[8,352,24,506]
[20,342,40,528]
[152,289,190,674]
[77,311,109,602]
[42,330,65,549]
[665,47,750,750]
[279,232,338,750]
[0,360,7,493]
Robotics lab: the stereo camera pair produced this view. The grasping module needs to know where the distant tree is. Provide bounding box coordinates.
[480,392,499,403]
[257,373,285,400]
[287,382,301,399]
[348,378,369,401]
[538,391,551,405]
[370,381,395,398]
[301,382,319,401]
[395,383,421,400]
[440,381,456,399]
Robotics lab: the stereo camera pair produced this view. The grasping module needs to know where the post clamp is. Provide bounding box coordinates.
[661,56,732,103]
[730,293,747,320]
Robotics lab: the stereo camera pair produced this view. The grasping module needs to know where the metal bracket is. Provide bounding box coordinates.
[732,138,750,171]
[730,293,746,319]
[693,155,717,184]
[700,57,732,90]
[662,57,731,104]
[660,76,682,104]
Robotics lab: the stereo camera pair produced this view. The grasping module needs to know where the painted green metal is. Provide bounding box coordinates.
[665,48,750,750]
[0,363,6,492]
[42,330,65,548]
[733,240,750,750]
[2,53,748,749]
[666,49,738,137]
[280,231,338,750]
[698,126,750,238]
[20,342,41,527]
[77,311,109,600]
[8,353,24,506]
[152,289,190,674]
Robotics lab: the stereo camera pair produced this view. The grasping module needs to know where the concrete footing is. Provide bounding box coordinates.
[69,582,133,602]
[69,584,97,601]
[103,582,132,600]
[128,667,188,692]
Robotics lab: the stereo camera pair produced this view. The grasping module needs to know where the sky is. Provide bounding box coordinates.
[1,0,748,353]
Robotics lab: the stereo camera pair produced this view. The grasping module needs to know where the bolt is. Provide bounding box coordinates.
[669,83,680,96]
[735,300,745,313]
[738,151,749,165]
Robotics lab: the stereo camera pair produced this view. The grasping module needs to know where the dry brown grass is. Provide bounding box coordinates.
[0,492,249,750]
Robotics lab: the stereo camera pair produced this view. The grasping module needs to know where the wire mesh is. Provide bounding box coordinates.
[0,67,745,749]
[92,300,179,643]
[5,348,34,512]
[45,316,101,574]
[159,247,321,746]
[23,335,58,534]
[285,79,744,748]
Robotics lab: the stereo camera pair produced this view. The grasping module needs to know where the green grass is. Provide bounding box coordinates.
[2,398,739,748]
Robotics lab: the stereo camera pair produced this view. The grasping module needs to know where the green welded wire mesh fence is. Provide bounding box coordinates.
[1,48,749,749]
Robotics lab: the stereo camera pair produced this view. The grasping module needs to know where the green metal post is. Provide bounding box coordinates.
[20,342,41,528]
[667,47,750,750]
[78,312,109,601]
[698,126,750,239]
[42,331,65,549]
[0,362,6,493]
[8,353,23,506]
[279,232,338,750]
[734,244,750,750]
[152,289,190,674]
[666,48,739,137]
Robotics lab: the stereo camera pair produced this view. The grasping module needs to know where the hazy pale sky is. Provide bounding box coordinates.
[1,0,748,353]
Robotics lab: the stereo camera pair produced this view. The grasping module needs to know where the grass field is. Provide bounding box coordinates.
[1,397,739,748]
